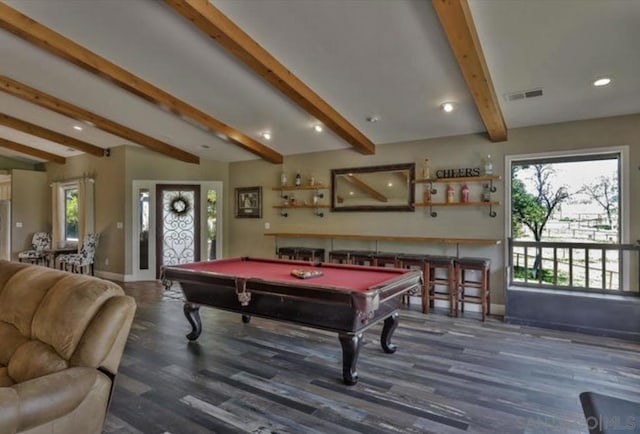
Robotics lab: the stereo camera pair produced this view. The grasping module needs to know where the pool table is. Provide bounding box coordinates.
[162,257,422,385]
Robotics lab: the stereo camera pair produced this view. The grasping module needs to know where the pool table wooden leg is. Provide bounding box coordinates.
[183,303,202,341]
[380,312,399,354]
[338,332,362,385]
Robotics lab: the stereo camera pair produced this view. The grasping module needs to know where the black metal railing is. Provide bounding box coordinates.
[508,239,640,294]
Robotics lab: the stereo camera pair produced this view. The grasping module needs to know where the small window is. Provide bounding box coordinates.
[64,186,79,243]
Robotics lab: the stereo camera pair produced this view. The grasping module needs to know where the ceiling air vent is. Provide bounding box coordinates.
[504,87,543,102]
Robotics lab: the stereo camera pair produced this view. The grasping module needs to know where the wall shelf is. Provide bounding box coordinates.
[273,204,330,209]
[272,184,328,191]
[414,175,501,184]
[416,175,501,217]
[273,185,328,217]
[415,201,500,207]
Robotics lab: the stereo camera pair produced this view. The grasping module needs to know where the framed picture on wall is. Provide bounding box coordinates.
[235,186,262,218]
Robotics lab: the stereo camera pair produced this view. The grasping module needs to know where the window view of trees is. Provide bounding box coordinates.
[64,187,79,242]
[511,156,620,289]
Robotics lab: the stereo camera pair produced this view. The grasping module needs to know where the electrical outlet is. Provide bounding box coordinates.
[264,222,270,230]
[105,258,109,266]
[15,222,22,228]
[116,222,123,229]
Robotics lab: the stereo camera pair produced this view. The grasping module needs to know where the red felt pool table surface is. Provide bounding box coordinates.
[173,257,410,292]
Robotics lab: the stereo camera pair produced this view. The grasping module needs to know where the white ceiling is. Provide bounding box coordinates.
[0,0,638,165]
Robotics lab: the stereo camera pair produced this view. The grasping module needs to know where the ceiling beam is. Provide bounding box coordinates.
[0,75,199,164]
[0,113,105,157]
[164,0,376,155]
[0,3,283,164]
[432,0,507,142]
[0,137,66,164]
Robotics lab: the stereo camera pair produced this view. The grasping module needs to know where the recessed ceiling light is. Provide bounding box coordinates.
[73,125,83,131]
[313,124,323,133]
[366,116,380,123]
[593,77,612,87]
[66,147,76,152]
[441,102,455,113]
[261,131,272,140]
[200,144,210,149]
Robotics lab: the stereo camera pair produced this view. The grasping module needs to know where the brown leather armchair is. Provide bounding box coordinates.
[0,260,136,434]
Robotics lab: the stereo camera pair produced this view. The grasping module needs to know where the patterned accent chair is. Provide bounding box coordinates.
[17,232,51,266]
[57,233,100,275]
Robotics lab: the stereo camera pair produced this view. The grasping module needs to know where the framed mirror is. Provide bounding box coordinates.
[331,163,415,212]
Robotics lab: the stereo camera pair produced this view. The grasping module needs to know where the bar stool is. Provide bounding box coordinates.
[295,247,325,263]
[456,257,491,321]
[277,246,299,259]
[349,251,376,266]
[398,253,429,311]
[328,250,352,264]
[425,255,457,317]
[372,252,400,268]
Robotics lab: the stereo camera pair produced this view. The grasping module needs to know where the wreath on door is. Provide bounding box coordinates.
[169,195,191,217]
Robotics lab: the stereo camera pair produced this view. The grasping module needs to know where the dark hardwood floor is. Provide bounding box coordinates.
[105,281,640,433]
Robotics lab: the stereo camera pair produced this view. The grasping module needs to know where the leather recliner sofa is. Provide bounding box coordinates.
[0,260,136,434]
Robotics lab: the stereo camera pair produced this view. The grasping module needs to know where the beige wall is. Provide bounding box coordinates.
[11,169,49,259]
[0,156,40,171]
[45,147,126,274]
[228,114,640,306]
[39,145,229,277]
[123,146,230,275]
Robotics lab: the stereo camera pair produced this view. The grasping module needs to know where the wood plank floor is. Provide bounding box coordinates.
[105,281,640,433]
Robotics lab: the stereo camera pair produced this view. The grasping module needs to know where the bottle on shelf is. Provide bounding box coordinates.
[422,158,430,179]
[423,187,430,204]
[461,184,470,203]
[484,154,494,175]
[482,184,491,202]
[446,184,455,203]
[289,194,296,206]
[295,170,302,186]
[280,171,288,187]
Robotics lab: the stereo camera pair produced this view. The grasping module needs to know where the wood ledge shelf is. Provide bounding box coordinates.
[415,175,501,184]
[273,204,330,209]
[272,185,328,191]
[415,201,500,207]
[264,232,502,245]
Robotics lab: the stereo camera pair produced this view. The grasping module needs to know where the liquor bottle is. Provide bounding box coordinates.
[446,184,455,203]
[484,154,493,175]
[422,159,430,179]
[295,170,302,187]
[461,184,470,203]
[482,184,491,202]
[280,172,287,187]
[423,188,430,204]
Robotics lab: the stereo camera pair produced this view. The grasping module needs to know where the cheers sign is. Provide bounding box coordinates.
[435,167,481,178]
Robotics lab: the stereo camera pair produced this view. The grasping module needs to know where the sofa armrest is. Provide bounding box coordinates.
[6,367,100,433]
[0,388,19,434]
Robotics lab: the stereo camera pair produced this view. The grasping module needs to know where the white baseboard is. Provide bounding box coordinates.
[95,270,136,282]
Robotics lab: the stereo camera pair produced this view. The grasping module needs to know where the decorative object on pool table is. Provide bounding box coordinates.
[168,194,191,217]
[235,186,262,218]
[290,268,324,279]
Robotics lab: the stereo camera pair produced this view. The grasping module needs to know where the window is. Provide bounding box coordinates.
[508,150,628,292]
[64,185,79,243]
